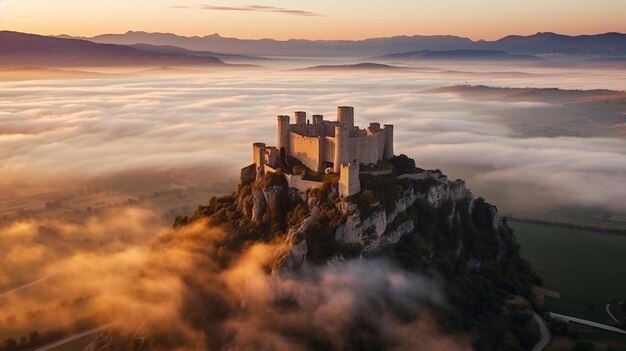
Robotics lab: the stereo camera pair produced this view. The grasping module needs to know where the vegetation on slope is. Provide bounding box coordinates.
[166,155,543,351]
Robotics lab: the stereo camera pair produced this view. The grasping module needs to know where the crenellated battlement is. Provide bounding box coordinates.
[249,106,394,197]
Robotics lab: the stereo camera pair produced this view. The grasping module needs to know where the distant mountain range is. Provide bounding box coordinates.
[3,30,626,70]
[0,31,227,67]
[63,31,626,57]
[376,49,540,62]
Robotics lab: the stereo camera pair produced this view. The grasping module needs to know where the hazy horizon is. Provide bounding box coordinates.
[2,0,626,40]
[15,29,626,42]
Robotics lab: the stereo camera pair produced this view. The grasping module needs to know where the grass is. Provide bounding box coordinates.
[512,222,626,323]
[547,324,626,351]
[534,207,626,231]
[573,324,626,350]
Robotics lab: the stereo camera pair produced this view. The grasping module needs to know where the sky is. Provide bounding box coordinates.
[0,0,625,40]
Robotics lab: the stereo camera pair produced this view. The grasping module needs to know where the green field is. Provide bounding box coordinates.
[512,222,626,323]
[547,324,626,351]
[533,208,626,231]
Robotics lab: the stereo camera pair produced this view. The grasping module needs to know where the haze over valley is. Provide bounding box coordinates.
[1,20,625,351]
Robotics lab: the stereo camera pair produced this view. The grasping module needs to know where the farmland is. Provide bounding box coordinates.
[512,222,626,323]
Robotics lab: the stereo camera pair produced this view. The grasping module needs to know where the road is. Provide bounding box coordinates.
[0,268,69,299]
[606,302,624,324]
[532,313,551,351]
[549,312,626,335]
[33,323,116,351]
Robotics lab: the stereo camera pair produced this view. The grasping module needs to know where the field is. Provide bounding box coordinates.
[547,324,626,351]
[512,222,626,323]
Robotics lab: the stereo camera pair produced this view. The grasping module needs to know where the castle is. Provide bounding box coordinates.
[247,106,394,198]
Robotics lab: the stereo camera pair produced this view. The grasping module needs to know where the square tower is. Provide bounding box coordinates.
[339,163,361,198]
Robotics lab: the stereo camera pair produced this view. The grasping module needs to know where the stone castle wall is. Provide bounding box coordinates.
[290,132,323,172]
[323,138,336,167]
[347,131,386,165]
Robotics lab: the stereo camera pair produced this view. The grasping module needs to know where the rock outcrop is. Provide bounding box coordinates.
[222,166,509,273]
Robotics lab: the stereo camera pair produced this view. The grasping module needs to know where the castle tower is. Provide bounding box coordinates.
[295,111,306,127]
[337,106,354,131]
[277,115,290,158]
[339,163,361,198]
[383,124,394,160]
[252,142,266,177]
[312,114,323,126]
[333,125,349,173]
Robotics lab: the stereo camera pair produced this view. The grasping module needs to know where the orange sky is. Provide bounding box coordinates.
[1,0,625,40]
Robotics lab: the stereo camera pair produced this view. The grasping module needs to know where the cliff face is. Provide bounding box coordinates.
[223,168,509,275]
[335,175,475,253]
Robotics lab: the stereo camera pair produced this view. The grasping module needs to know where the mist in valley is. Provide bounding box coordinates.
[1,61,625,349]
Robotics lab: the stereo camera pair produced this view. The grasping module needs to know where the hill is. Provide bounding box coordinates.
[0,31,226,68]
[428,85,626,138]
[296,62,406,72]
[81,155,543,351]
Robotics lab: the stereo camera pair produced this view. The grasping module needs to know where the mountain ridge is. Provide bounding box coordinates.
[0,31,228,68]
[376,49,541,61]
[60,31,626,57]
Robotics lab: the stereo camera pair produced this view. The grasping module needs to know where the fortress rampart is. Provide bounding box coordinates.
[249,106,394,197]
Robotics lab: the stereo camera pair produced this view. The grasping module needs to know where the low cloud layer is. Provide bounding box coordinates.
[0,209,469,350]
[0,68,624,218]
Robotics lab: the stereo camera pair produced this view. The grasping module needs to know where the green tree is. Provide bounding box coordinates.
[389,154,416,175]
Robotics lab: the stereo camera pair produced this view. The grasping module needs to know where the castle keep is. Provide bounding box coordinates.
[246,106,394,197]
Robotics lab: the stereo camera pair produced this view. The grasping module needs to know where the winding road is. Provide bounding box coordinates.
[532,313,551,351]
[606,302,624,324]
[549,312,626,335]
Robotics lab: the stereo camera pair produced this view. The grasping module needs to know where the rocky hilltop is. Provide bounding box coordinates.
[167,155,540,350]
[182,156,512,270]
[85,155,540,351]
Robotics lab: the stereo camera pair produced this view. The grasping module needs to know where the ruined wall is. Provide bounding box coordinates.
[284,173,324,193]
[289,132,323,172]
[265,146,279,169]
